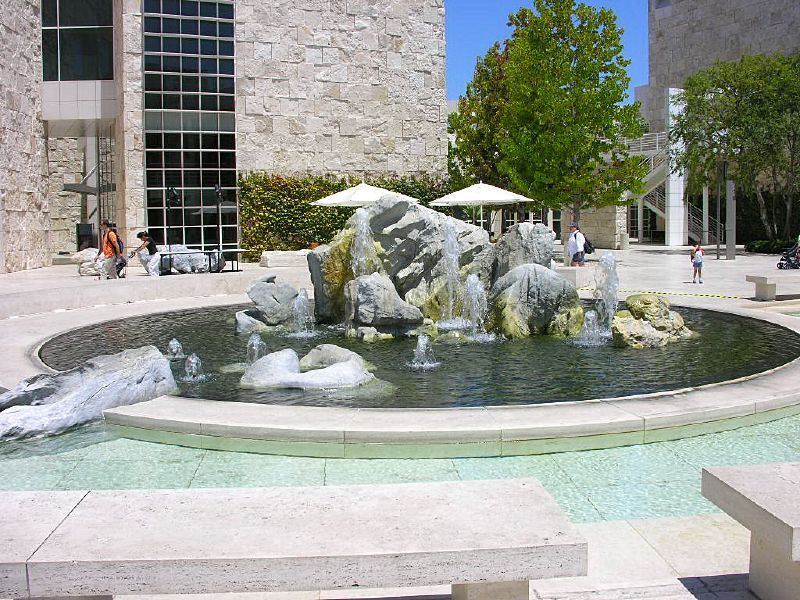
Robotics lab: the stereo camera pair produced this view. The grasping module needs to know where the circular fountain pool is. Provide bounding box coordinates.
[39,304,800,409]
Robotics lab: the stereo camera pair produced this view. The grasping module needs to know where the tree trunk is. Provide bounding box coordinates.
[571,199,581,226]
[783,194,793,240]
[754,187,775,240]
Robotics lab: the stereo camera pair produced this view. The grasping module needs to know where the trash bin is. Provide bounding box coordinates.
[76,223,94,251]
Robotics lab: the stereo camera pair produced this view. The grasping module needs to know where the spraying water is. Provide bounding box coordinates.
[182,353,206,382]
[246,334,266,365]
[593,252,619,337]
[438,219,465,327]
[350,208,375,278]
[571,309,606,347]
[408,335,440,370]
[464,274,490,340]
[166,338,184,360]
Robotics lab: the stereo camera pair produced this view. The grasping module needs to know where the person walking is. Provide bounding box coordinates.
[691,243,704,284]
[96,219,123,279]
[567,223,586,266]
[130,230,162,277]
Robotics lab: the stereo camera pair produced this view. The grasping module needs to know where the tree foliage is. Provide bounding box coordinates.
[448,0,646,222]
[670,53,800,239]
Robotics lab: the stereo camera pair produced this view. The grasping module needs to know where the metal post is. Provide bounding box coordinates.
[167,187,179,272]
[702,184,709,245]
[214,184,224,253]
[726,174,736,260]
[715,166,722,260]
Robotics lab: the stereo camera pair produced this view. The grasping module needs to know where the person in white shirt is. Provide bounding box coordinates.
[566,223,586,266]
[691,243,704,283]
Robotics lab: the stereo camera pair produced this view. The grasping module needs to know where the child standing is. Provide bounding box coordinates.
[690,243,704,284]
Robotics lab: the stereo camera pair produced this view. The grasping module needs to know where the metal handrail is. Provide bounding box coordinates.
[688,203,723,244]
[624,132,668,155]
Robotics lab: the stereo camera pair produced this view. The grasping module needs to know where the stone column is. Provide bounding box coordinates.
[664,88,687,246]
[725,179,736,259]
[702,184,709,245]
[637,196,644,242]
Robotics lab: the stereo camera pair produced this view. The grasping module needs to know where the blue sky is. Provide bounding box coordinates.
[445,0,648,102]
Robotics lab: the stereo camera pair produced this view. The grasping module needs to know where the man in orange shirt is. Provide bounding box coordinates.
[96,219,122,279]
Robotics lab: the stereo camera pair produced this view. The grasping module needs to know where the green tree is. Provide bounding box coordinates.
[671,53,800,239]
[499,0,646,223]
[448,42,510,189]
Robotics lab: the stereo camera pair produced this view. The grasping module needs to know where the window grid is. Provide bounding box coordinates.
[142,0,238,251]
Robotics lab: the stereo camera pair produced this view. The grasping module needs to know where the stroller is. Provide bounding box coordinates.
[777,242,800,269]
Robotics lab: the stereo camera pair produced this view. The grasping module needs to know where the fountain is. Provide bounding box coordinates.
[593,253,619,338]
[442,220,461,322]
[463,274,488,338]
[571,309,606,347]
[408,335,440,370]
[288,288,315,338]
[182,353,206,383]
[350,208,375,278]
[166,338,184,360]
[246,334,266,365]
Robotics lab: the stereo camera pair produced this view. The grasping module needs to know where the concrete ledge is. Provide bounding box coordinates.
[555,266,596,288]
[260,250,310,268]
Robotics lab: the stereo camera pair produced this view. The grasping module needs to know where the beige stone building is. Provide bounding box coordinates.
[0,0,447,273]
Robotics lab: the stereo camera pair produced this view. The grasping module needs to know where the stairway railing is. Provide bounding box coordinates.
[688,203,723,244]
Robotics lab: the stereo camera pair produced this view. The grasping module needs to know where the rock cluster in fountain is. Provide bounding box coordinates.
[0,346,177,440]
[235,274,310,333]
[307,196,582,339]
[612,294,694,348]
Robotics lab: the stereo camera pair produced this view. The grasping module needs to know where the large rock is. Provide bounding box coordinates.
[344,273,423,327]
[234,309,270,334]
[299,344,369,370]
[492,223,556,281]
[246,278,298,325]
[240,348,373,390]
[612,294,693,348]
[0,346,177,440]
[486,264,584,338]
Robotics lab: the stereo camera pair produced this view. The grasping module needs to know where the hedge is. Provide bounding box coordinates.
[238,173,453,260]
[744,239,797,254]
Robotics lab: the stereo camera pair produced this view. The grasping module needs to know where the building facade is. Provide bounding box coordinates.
[0,0,447,273]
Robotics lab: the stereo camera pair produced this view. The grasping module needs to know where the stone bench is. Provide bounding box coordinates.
[702,462,800,600]
[0,479,587,600]
[260,249,311,268]
[745,275,777,301]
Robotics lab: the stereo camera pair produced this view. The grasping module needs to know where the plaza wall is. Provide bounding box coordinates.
[640,0,800,130]
[0,0,49,273]
[47,138,84,254]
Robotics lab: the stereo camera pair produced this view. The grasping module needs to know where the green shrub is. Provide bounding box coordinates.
[744,239,795,254]
[238,173,453,260]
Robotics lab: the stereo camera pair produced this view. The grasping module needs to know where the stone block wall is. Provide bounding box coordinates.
[235,0,448,177]
[0,0,49,273]
[641,0,800,130]
[578,205,628,250]
[47,138,84,254]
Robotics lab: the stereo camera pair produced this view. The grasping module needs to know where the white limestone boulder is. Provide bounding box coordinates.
[344,273,423,327]
[492,223,556,282]
[299,344,369,370]
[0,346,177,441]
[234,309,270,334]
[612,294,694,348]
[240,348,374,390]
[246,278,298,326]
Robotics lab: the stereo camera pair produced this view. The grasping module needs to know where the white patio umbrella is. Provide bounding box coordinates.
[311,183,418,207]
[430,182,535,207]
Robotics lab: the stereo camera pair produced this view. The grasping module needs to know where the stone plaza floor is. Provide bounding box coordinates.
[1,244,799,598]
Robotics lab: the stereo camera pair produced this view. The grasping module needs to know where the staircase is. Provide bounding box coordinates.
[688,203,723,244]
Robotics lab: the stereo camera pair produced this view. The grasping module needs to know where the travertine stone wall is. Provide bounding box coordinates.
[47,138,84,254]
[642,0,800,130]
[235,0,448,177]
[0,0,49,273]
[578,205,628,250]
[114,0,145,249]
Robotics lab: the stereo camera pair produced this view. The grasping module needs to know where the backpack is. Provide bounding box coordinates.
[583,236,594,254]
[106,231,124,254]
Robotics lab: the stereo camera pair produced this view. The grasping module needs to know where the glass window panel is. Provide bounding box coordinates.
[184,207,202,227]
[163,111,182,131]
[184,227,202,246]
[145,133,163,148]
[181,19,199,35]
[218,95,235,112]
[162,18,180,34]
[202,171,220,187]
[201,189,216,205]
[219,113,235,132]
[147,190,164,207]
[42,0,57,27]
[148,228,165,245]
[59,0,112,26]
[165,170,182,187]
[162,94,181,109]
[144,111,162,130]
[163,75,180,91]
[182,113,200,132]
[144,16,161,33]
[163,132,181,148]
[200,95,218,111]
[183,189,201,205]
[218,3,234,19]
[199,20,216,36]
[203,226,219,245]
[148,208,165,227]
[219,152,235,168]
[146,170,163,186]
[181,0,199,16]
[220,170,237,187]
[218,40,234,56]
[219,134,235,149]
[183,133,200,148]
[200,58,217,74]
[221,225,238,240]
[183,170,201,187]
[200,76,217,93]
[218,77,234,94]
[182,95,200,111]
[181,56,199,73]
[162,0,179,14]
[162,55,181,72]
[183,152,201,168]
[182,75,199,92]
[145,74,161,91]
[145,151,163,168]
[162,36,181,53]
[144,54,161,72]
[202,151,219,167]
[145,93,162,109]
[59,27,113,80]
[199,2,216,17]
[219,59,234,75]
[201,134,218,149]
[164,151,182,168]
[218,21,233,38]
[42,30,59,81]
[200,39,216,55]
[144,36,161,52]
[182,38,199,54]
[144,0,160,13]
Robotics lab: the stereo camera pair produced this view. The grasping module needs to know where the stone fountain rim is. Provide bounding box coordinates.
[89,301,800,458]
